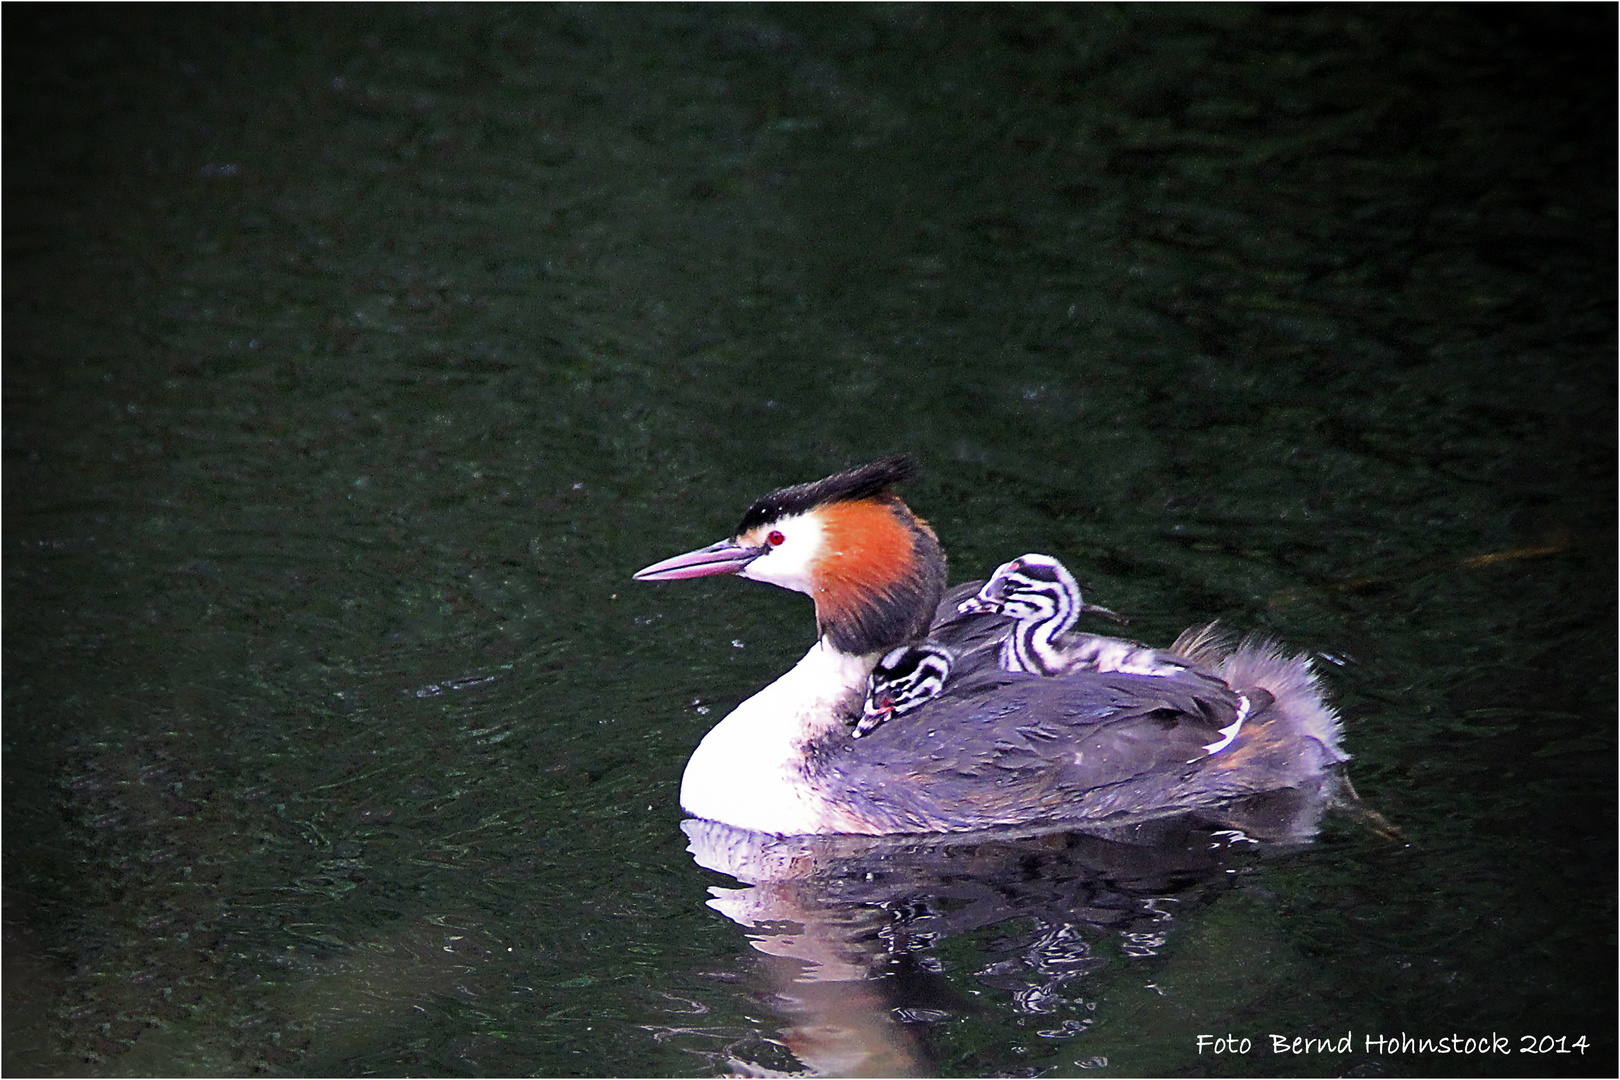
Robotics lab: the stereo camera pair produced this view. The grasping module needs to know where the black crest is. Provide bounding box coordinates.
[735,454,919,534]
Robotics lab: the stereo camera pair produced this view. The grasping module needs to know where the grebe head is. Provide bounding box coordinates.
[633,455,948,656]
[958,553,1085,626]
[854,644,953,737]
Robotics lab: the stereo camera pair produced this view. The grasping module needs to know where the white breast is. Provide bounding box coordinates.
[679,640,873,835]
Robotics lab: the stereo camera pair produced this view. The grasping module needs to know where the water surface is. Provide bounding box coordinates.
[6,6,1613,1077]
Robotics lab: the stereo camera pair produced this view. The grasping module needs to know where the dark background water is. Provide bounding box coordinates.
[5,4,1614,1077]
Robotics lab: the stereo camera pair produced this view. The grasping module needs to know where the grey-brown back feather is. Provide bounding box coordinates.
[806,667,1256,833]
[807,606,1344,835]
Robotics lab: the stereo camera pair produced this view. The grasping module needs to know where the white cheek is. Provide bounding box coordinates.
[738,513,825,595]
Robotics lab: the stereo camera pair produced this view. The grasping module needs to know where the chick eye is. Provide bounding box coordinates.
[767,530,785,546]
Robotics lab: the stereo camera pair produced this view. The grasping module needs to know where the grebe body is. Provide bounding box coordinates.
[634,457,1346,836]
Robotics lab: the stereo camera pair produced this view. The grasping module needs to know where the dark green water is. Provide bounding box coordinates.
[5,5,1613,1077]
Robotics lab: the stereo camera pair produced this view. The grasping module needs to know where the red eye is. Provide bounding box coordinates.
[767,530,785,546]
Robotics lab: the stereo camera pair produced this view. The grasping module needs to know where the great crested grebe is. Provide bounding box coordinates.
[856,553,1198,738]
[960,553,1210,680]
[855,643,954,736]
[633,455,1347,836]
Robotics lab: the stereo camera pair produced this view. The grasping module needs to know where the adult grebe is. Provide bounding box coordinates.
[633,455,1346,835]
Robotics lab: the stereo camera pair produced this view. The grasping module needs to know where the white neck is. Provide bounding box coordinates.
[680,639,876,835]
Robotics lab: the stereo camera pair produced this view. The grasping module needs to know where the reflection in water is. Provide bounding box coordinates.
[684,778,1345,1076]
[8,3,1609,1073]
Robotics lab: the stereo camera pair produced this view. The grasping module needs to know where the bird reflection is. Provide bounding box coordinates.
[683,777,1347,1076]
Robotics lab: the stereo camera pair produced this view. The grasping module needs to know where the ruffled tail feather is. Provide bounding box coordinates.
[1173,621,1348,770]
